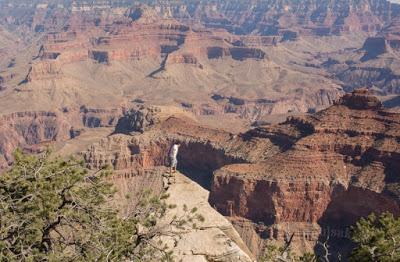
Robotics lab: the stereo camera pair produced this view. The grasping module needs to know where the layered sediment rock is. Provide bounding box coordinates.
[145,0,396,36]
[24,5,271,83]
[1,2,375,122]
[0,107,123,170]
[360,16,400,61]
[209,90,400,256]
[197,88,341,119]
[375,16,400,52]
[83,91,400,258]
[326,16,400,94]
[0,111,71,169]
[83,109,258,261]
[114,106,161,134]
[337,88,382,109]
[1,1,398,38]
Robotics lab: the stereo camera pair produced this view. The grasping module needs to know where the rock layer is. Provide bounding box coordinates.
[210,90,400,256]
[82,91,400,258]
[0,107,123,170]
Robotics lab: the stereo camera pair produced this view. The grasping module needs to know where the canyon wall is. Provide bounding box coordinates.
[0,107,123,170]
[2,0,398,37]
[81,90,400,258]
[209,89,400,256]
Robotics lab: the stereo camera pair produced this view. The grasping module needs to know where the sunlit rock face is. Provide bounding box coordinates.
[209,90,400,256]
[82,91,400,257]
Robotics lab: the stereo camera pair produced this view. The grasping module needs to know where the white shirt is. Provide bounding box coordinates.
[170,144,179,159]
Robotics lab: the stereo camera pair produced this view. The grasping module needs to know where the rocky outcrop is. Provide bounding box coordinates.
[82,91,398,257]
[81,93,400,258]
[337,88,382,109]
[82,108,258,260]
[161,172,254,262]
[0,111,71,169]
[114,106,161,134]
[209,90,400,257]
[83,115,250,177]
[0,107,123,170]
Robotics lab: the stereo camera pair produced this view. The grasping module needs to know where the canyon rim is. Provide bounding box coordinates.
[0,0,400,261]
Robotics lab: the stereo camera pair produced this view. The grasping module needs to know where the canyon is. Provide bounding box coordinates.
[0,0,400,260]
[80,89,400,259]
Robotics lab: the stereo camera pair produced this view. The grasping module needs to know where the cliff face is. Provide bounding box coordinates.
[209,89,400,256]
[144,0,395,36]
[0,0,399,109]
[2,0,396,37]
[0,112,71,169]
[81,90,400,258]
[320,16,400,95]
[355,16,400,62]
[2,1,383,123]
[0,107,123,170]
[25,5,271,80]
[82,111,258,261]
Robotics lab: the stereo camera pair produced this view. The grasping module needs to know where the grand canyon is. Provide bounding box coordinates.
[0,0,399,261]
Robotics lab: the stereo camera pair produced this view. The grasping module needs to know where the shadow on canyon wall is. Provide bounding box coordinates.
[176,141,246,191]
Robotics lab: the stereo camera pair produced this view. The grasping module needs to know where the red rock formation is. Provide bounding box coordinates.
[337,88,382,109]
[80,91,400,257]
[360,16,400,61]
[84,115,249,175]
[0,107,123,170]
[146,0,396,36]
[166,53,200,66]
[0,111,71,169]
[22,6,276,83]
[209,89,400,255]
[1,0,397,39]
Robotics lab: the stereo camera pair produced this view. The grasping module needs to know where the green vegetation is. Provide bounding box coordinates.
[349,212,400,262]
[261,212,400,262]
[0,150,202,261]
[1,149,399,262]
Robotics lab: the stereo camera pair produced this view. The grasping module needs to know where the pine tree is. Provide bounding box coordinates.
[349,212,400,262]
[0,150,202,261]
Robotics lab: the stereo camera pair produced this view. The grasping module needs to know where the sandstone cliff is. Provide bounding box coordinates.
[145,0,396,36]
[210,89,400,256]
[0,107,123,170]
[82,90,400,258]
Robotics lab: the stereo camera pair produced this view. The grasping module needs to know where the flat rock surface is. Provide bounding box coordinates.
[161,172,254,262]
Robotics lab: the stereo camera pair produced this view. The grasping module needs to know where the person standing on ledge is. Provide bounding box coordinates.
[169,142,181,174]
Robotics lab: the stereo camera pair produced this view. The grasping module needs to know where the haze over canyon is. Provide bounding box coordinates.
[0,0,399,261]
